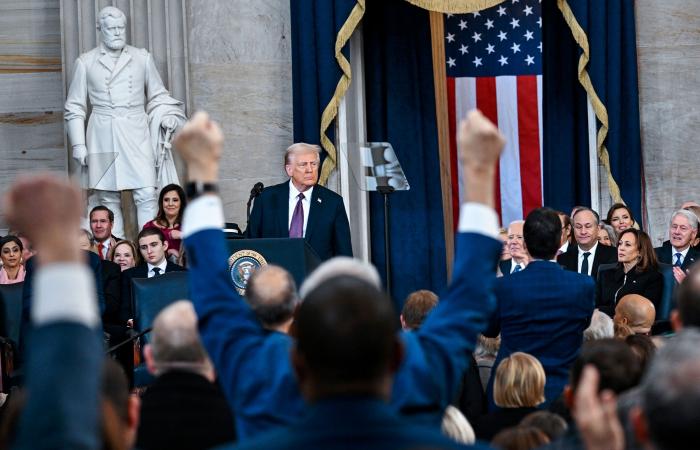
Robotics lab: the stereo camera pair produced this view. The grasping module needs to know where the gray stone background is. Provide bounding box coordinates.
[0,1,697,247]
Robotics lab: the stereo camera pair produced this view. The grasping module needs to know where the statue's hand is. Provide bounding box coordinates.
[73,144,88,166]
[161,116,179,131]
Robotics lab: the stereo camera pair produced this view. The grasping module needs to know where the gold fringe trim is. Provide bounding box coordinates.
[404,0,505,13]
[557,0,624,206]
[318,0,366,186]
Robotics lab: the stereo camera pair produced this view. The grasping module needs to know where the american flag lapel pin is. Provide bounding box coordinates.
[317,198,322,204]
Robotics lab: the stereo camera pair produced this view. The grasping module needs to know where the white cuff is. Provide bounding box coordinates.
[182,195,225,238]
[458,203,500,239]
[33,264,99,328]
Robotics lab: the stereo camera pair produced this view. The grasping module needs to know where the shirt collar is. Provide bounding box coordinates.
[578,241,599,257]
[672,245,690,258]
[289,179,313,201]
[147,259,168,274]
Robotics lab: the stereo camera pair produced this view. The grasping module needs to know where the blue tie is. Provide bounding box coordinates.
[513,264,522,273]
[674,252,683,267]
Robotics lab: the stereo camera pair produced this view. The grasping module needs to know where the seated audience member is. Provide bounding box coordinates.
[598,222,616,247]
[245,265,298,334]
[0,236,25,284]
[491,427,549,450]
[596,229,663,316]
[624,334,656,373]
[4,175,104,448]
[15,234,35,263]
[654,209,699,284]
[519,411,568,442]
[298,256,381,299]
[90,205,120,259]
[143,183,186,261]
[670,264,700,331]
[111,240,139,272]
[102,358,140,450]
[78,228,97,253]
[487,207,595,407]
[120,227,185,324]
[557,212,573,255]
[613,294,655,338]
[684,205,700,247]
[498,228,511,262]
[400,289,438,330]
[473,352,546,441]
[606,203,636,236]
[543,339,642,449]
[176,110,505,440]
[137,301,236,450]
[627,329,700,450]
[475,335,500,390]
[498,221,529,276]
[441,405,476,445]
[583,310,614,341]
[557,207,617,279]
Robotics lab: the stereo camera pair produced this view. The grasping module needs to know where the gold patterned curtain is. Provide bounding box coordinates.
[403,0,505,13]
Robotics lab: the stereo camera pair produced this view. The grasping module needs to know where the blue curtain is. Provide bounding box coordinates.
[543,1,642,220]
[364,0,447,307]
[290,0,357,151]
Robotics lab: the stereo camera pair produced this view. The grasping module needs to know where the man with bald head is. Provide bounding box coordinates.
[613,294,656,337]
[247,143,353,260]
[245,265,298,334]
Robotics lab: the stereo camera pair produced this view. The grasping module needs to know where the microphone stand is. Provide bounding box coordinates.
[377,185,395,295]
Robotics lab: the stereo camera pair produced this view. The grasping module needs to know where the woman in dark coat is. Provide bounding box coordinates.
[596,228,663,316]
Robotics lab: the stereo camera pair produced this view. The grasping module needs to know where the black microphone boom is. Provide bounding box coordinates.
[246,181,265,234]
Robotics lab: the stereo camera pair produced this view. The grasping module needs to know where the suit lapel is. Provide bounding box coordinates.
[278,182,291,237]
[683,248,699,271]
[110,46,132,80]
[305,188,321,241]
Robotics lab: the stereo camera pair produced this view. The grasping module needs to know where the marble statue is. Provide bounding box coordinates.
[65,6,186,238]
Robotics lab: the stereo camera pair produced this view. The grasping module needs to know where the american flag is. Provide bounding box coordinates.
[445,0,542,226]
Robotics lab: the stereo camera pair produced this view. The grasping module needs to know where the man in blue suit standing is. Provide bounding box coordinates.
[174,110,505,442]
[247,143,353,260]
[485,208,595,407]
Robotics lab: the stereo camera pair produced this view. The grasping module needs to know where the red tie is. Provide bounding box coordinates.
[97,242,104,260]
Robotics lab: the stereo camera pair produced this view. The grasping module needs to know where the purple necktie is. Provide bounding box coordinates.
[289,193,305,238]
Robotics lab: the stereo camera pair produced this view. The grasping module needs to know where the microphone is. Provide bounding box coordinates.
[250,181,264,199]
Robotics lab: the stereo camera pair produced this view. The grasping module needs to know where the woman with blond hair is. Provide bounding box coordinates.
[473,352,546,441]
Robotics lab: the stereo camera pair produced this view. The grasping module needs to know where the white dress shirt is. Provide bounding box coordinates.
[97,238,112,259]
[672,245,690,265]
[287,180,313,237]
[147,259,168,278]
[577,242,599,276]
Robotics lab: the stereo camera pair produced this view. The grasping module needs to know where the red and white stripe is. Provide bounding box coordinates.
[448,75,543,227]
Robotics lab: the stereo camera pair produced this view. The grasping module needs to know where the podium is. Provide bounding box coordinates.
[226,238,321,289]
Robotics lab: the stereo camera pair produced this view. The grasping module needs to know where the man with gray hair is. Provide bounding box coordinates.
[583,309,614,341]
[558,207,617,278]
[137,300,236,450]
[654,209,699,283]
[245,265,299,334]
[247,143,353,261]
[65,6,186,238]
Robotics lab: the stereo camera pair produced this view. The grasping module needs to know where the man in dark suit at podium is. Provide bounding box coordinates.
[247,143,352,261]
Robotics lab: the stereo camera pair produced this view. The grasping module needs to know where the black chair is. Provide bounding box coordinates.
[0,282,24,392]
[131,272,189,387]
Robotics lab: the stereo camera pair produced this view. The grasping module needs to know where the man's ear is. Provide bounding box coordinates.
[285,164,294,178]
[671,309,683,332]
[399,314,407,330]
[144,344,157,375]
[163,240,169,252]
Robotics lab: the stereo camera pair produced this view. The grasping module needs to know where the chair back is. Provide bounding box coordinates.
[656,263,674,321]
[0,282,24,346]
[132,272,189,345]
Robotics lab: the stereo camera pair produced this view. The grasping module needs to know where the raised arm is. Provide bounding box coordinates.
[5,175,102,450]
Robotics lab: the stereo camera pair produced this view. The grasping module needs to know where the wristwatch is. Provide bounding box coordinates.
[185,181,218,199]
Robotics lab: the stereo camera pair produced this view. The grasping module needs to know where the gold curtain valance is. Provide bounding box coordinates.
[404,0,505,14]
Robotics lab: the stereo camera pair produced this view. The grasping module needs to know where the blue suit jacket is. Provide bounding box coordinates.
[486,260,595,406]
[220,397,486,450]
[247,181,353,260]
[185,227,502,440]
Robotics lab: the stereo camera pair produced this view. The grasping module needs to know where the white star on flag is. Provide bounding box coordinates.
[472,32,482,42]
[498,31,508,41]
[525,55,535,65]
[459,44,469,55]
[511,43,521,53]
[486,43,495,54]
[447,57,456,67]
[498,55,509,66]
[485,19,495,29]
[472,11,481,17]
[458,20,468,30]
[446,33,455,43]
[524,30,534,41]
[497,5,507,16]
[473,56,483,67]
[510,18,520,29]
[524,5,534,15]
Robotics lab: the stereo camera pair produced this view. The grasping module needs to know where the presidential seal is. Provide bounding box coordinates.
[228,250,268,295]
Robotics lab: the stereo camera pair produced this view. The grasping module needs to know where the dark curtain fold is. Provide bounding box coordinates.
[364,0,447,307]
[542,0,591,213]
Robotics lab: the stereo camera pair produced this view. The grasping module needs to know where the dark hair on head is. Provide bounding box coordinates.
[572,206,600,224]
[245,265,299,327]
[491,426,550,450]
[523,207,561,260]
[617,228,658,272]
[295,275,398,386]
[519,411,568,442]
[155,184,186,228]
[137,227,166,244]
[401,290,438,330]
[0,236,23,253]
[90,205,114,223]
[606,203,635,227]
[625,334,656,374]
[676,264,700,327]
[570,338,642,394]
[556,212,574,245]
